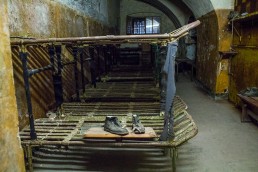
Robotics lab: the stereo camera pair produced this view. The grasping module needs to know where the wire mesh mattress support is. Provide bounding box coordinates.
[20,96,197,172]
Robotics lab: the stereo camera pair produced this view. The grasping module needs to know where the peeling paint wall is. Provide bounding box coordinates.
[54,0,120,27]
[229,19,258,104]
[0,0,25,171]
[196,11,218,93]
[215,9,232,94]
[196,9,232,96]
[7,0,119,129]
[229,48,258,104]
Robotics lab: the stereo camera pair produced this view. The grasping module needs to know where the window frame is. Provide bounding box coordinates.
[126,16,161,35]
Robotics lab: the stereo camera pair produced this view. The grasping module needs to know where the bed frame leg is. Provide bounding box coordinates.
[163,148,169,156]
[171,147,177,172]
[25,145,33,172]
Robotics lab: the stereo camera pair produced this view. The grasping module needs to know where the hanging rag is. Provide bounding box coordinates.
[159,41,178,141]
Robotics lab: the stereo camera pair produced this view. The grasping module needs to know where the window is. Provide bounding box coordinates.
[127,16,160,35]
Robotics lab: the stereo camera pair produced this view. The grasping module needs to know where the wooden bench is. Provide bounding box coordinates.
[237,94,258,122]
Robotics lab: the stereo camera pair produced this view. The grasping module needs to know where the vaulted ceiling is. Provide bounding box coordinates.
[137,0,233,27]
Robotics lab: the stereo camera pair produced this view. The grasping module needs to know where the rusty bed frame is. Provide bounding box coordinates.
[20,95,198,172]
[15,21,200,171]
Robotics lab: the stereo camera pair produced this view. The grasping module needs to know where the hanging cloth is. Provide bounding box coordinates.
[159,41,178,141]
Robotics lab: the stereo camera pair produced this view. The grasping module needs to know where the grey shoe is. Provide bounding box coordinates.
[104,116,129,135]
[132,114,145,134]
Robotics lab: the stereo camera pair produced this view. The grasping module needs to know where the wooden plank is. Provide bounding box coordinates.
[238,94,258,107]
[84,127,157,139]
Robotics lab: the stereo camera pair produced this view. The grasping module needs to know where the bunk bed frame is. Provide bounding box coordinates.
[13,20,200,171]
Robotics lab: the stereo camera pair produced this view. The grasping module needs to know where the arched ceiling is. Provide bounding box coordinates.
[137,0,234,27]
[137,0,192,28]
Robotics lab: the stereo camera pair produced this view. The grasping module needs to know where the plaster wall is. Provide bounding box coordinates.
[182,0,234,18]
[7,0,119,129]
[159,0,191,25]
[54,0,120,27]
[120,0,176,35]
[0,0,25,171]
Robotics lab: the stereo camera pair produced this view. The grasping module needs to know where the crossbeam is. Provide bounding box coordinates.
[11,20,200,46]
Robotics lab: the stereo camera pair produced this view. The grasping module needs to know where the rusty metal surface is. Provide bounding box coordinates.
[20,110,197,147]
[19,54,197,171]
[11,20,201,46]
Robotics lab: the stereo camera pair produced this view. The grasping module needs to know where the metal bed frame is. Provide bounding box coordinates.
[14,20,200,171]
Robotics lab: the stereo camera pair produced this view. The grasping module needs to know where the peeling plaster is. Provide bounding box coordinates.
[25,2,50,35]
[54,0,110,25]
[7,0,22,33]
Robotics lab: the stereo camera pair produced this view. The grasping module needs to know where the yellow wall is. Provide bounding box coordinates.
[229,48,258,105]
[196,9,232,96]
[0,0,25,171]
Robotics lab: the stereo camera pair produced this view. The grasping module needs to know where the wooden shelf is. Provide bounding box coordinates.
[218,51,238,60]
[232,11,258,22]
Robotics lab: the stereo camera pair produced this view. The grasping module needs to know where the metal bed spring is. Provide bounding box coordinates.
[61,96,187,116]
[20,96,196,171]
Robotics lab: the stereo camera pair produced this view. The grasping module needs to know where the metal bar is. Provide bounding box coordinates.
[89,46,96,88]
[26,145,33,172]
[11,20,201,45]
[62,61,75,67]
[79,47,85,93]
[28,64,53,76]
[20,51,37,140]
[96,46,101,81]
[49,46,55,72]
[103,46,108,74]
[172,148,177,172]
[52,45,64,107]
[72,46,80,101]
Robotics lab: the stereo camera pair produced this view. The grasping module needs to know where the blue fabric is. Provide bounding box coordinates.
[163,42,178,116]
[159,41,178,141]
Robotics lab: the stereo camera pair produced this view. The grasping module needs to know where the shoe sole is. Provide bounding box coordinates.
[104,127,129,136]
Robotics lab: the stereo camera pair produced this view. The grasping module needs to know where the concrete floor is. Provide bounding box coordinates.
[176,76,258,172]
[33,75,258,172]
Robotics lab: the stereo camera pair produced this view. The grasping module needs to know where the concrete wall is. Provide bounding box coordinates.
[0,0,25,171]
[8,0,119,129]
[120,0,176,35]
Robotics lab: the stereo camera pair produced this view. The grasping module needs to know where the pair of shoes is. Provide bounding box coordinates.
[132,114,145,134]
[104,116,129,135]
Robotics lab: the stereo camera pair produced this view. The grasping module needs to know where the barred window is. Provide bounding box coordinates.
[127,16,160,35]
